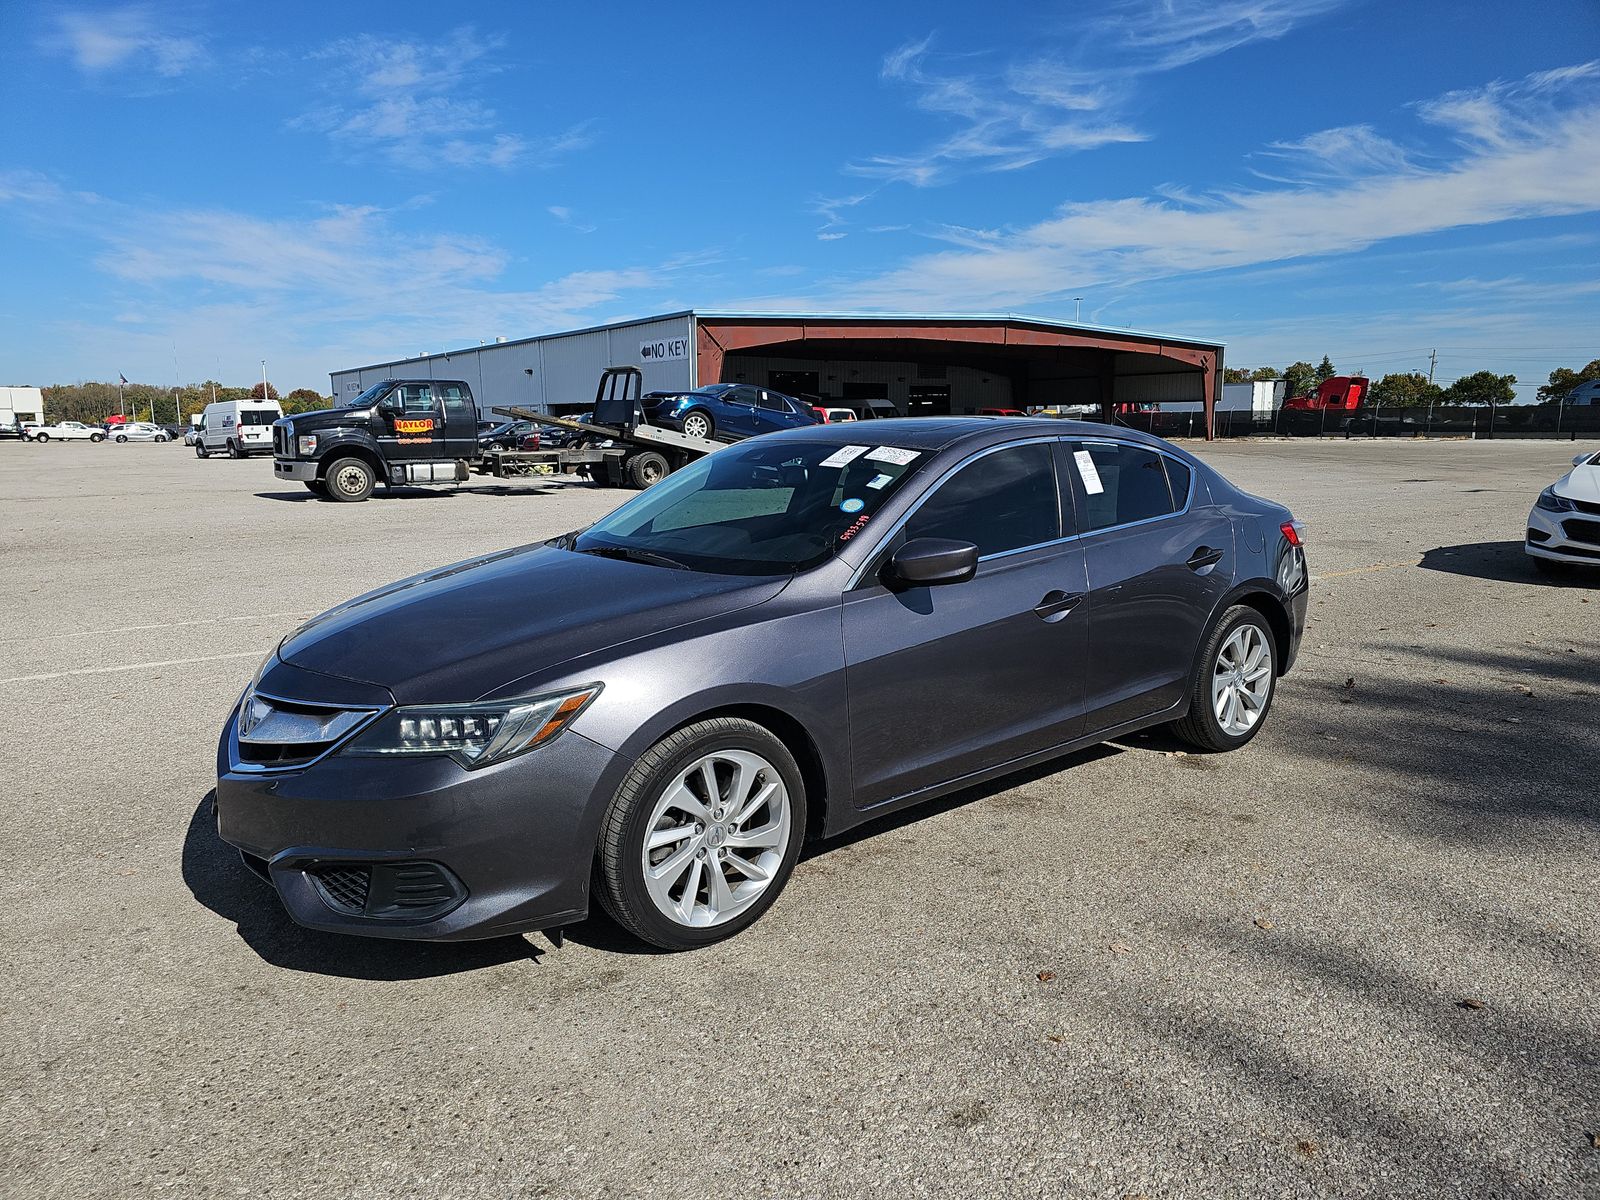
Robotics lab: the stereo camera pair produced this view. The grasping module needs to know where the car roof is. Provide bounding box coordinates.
[759,415,1185,455]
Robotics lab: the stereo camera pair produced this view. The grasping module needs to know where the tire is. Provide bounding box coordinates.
[228,439,244,459]
[680,410,714,440]
[627,450,670,488]
[115,434,127,443]
[195,442,209,458]
[155,434,168,442]
[303,479,328,497]
[324,456,376,502]
[35,433,49,443]
[594,717,807,950]
[90,433,104,442]
[1170,605,1278,752]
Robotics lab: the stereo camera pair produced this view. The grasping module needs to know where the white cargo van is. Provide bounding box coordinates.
[196,399,282,458]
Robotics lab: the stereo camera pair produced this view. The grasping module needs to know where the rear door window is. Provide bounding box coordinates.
[1069,441,1182,532]
[902,442,1061,557]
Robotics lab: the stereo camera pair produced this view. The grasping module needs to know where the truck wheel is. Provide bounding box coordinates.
[195,442,209,458]
[90,433,105,442]
[627,451,670,488]
[325,457,375,502]
[35,432,49,443]
[303,479,328,497]
[680,410,714,440]
[228,439,244,459]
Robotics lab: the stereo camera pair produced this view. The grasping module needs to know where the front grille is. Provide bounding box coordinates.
[312,865,371,914]
[1573,497,1600,517]
[307,861,465,921]
[1561,517,1600,546]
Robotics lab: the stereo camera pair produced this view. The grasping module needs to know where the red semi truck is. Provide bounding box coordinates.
[1281,376,1370,413]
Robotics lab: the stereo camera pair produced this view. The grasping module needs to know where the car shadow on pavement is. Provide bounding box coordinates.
[1418,540,1597,586]
[181,793,542,979]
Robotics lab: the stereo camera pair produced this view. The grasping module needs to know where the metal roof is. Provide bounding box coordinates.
[331,309,1222,375]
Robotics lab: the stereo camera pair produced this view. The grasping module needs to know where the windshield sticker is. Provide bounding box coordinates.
[819,445,869,468]
[866,473,893,490]
[864,446,919,466]
[840,497,865,513]
[1073,449,1105,495]
[838,513,871,542]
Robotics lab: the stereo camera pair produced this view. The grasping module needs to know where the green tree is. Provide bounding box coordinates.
[1282,361,1318,399]
[1223,367,1249,384]
[1537,359,1600,404]
[1314,355,1337,383]
[1369,372,1444,408]
[250,381,280,401]
[1249,366,1278,382]
[1443,371,1516,406]
[282,388,331,415]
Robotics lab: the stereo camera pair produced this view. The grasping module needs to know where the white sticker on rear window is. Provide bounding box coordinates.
[819,445,869,468]
[866,473,893,490]
[1073,449,1105,495]
[865,446,920,465]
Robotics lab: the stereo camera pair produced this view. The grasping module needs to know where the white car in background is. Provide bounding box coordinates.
[30,421,105,443]
[108,422,170,443]
[1526,449,1600,576]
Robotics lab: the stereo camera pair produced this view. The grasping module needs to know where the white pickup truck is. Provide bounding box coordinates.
[29,421,106,443]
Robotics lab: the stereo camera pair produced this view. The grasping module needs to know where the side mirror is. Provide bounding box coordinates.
[887,538,979,587]
[1574,453,1592,467]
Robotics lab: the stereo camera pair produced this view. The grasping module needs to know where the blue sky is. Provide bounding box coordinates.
[2,0,1597,394]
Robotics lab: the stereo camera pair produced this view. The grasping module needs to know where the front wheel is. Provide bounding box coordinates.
[195,442,209,458]
[324,456,375,502]
[1171,606,1277,752]
[680,410,714,440]
[594,718,807,950]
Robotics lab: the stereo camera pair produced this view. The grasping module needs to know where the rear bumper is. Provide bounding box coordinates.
[273,459,317,481]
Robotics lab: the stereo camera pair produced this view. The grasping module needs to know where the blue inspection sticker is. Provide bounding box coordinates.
[840,497,865,513]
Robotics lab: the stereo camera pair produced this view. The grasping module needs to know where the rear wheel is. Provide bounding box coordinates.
[35,433,49,443]
[325,456,375,502]
[1171,606,1277,752]
[115,434,128,443]
[594,718,806,950]
[627,450,670,488]
[680,410,714,440]
[228,439,244,459]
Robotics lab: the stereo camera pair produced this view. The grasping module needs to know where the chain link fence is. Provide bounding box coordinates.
[1085,404,1600,440]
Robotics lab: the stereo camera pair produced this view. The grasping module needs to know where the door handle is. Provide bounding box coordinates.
[1186,546,1225,571]
[1033,590,1084,622]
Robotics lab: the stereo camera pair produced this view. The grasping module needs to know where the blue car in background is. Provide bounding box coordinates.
[646,383,820,441]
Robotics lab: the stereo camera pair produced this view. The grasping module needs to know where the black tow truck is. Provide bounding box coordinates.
[272,367,722,502]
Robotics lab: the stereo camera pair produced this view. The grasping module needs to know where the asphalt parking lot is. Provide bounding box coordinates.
[2,437,1596,1199]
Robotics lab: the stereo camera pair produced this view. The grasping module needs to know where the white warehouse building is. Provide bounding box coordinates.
[328,311,1230,436]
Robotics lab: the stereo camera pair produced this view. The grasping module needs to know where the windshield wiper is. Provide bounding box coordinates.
[577,543,691,571]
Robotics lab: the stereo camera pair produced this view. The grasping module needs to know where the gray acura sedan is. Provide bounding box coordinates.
[216,418,1307,950]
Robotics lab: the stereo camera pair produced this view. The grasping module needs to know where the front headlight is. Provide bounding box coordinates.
[343,685,601,769]
[297,434,318,456]
[1535,487,1577,513]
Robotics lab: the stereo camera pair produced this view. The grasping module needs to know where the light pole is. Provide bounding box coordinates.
[261,359,268,403]
[1072,297,1084,323]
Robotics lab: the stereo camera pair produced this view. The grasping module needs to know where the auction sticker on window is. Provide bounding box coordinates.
[819,445,869,468]
[864,446,920,466]
[1073,449,1105,494]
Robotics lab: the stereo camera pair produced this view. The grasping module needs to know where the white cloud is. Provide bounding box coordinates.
[849,1,1344,190]
[823,63,1600,310]
[50,6,203,77]
[293,28,590,170]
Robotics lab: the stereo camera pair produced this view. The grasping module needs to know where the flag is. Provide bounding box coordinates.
[119,374,128,385]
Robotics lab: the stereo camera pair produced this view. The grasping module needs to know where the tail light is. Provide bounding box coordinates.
[1281,520,1305,547]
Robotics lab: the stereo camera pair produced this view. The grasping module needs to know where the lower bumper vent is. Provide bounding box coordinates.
[307,861,464,921]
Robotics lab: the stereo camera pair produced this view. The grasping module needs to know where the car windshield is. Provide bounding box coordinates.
[348,382,392,408]
[571,439,929,575]
[695,384,738,399]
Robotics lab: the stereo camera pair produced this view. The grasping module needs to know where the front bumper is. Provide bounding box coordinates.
[1525,503,1600,565]
[214,708,621,940]
[272,459,318,481]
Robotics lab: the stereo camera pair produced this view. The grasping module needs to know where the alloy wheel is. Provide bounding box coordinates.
[682,412,711,439]
[639,749,790,928]
[1212,625,1272,736]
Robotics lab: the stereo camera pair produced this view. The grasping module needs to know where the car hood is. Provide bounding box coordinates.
[1553,464,1600,504]
[277,542,788,704]
[278,406,370,432]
